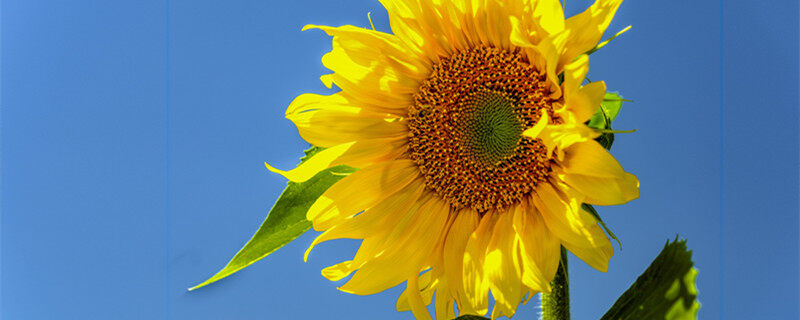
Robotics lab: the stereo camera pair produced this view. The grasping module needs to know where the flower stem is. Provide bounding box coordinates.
[542,246,570,320]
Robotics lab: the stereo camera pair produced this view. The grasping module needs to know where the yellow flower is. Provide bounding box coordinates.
[267,0,638,318]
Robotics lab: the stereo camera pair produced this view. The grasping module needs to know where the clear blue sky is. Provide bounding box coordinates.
[2,0,797,319]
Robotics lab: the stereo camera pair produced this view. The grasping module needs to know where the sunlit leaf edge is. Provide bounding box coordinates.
[600,237,700,320]
[189,146,354,290]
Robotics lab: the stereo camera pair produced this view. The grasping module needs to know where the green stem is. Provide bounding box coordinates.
[542,246,570,320]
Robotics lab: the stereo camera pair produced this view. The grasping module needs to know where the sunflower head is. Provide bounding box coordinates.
[269,0,639,319]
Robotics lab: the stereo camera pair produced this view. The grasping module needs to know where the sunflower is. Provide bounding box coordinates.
[266,0,638,318]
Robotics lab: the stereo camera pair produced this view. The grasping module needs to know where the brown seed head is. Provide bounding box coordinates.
[406,46,559,212]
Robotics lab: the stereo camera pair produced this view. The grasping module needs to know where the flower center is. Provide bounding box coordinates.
[407,46,557,212]
[461,89,523,166]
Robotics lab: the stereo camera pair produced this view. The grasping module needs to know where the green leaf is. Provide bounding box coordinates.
[588,92,625,129]
[600,238,700,320]
[582,92,628,245]
[596,132,615,150]
[189,147,356,290]
[588,92,627,150]
[582,203,621,249]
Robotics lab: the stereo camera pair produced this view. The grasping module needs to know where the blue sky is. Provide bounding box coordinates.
[2,0,797,319]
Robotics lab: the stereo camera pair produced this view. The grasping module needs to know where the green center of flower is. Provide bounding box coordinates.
[462,89,524,166]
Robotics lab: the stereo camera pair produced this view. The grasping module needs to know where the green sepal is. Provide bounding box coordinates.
[582,93,629,245]
[588,92,628,150]
[600,238,700,320]
[588,92,625,129]
[189,146,355,290]
[582,203,622,249]
[596,132,615,150]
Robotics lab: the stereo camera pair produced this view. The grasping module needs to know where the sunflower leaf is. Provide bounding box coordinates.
[596,132,615,150]
[588,92,625,129]
[582,203,621,249]
[189,146,355,290]
[588,92,626,150]
[600,238,700,320]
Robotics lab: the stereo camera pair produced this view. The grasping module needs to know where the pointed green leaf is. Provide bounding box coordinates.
[588,92,627,150]
[596,132,615,150]
[589,92,625,129]
[189,147,355,290]
[582,203,622,249]
[600,238,700,320]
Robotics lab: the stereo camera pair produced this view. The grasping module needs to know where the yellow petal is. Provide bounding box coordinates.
[432,268,457,320]
[533,182,614,272]
[533,182,598,247]
[461,211,497,316]
[304,24,427,77]
[507,0,565,45]
[397,271,436,312]
[485,209,524,318]
[510,24,561,99]
[562,171,639,206]
[435,1,472,51]
[287,107,407,148]
[563,206,614,272]
[435,291,456,320]
[520,289,539,305]
[304,24,428,108]
[571,80,607,123]
[460,0,488,46]
[509,16,534,47]
[513,203,560,292]
[532,0,565,35]
[406,271,433,320]
[522,108,550,139]
[482,0,514,49]
[559,141,639,205]
[286,92,362,115]
[320,47,417,101]
[306,160,419,230]
[443,209,480,313]
[264,142,353,183]
[560,0,623,67]
[414,0,461,55]
[287,91,407,118]
[536,30,570,85]
[562,233,613,272]
[537,32,569,96]
[320,73,335,89]
[563,54,590,95]
[331,137,406,169]
[379,0,447,62]
[338,193,449,295]
[541,123,600,154]
[265,138,405,183]
[561,55,606,122]
[321,260,354,281]
[304,178,426,261]
[524,111,600,159]
[317,237,384,281]
[562,140,628,178]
